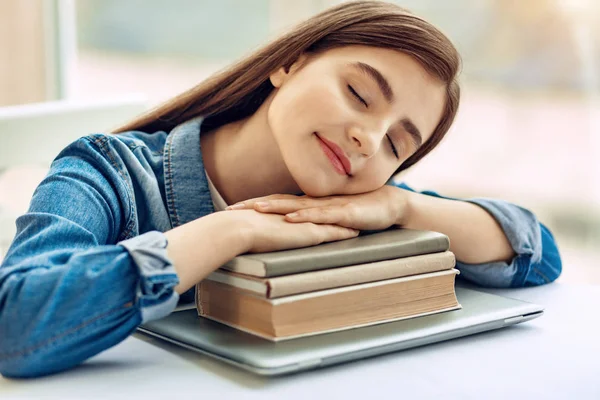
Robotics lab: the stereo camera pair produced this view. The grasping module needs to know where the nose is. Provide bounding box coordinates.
[348,123,385,158]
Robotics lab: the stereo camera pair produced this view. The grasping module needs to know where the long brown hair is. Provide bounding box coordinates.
[113,1,461,173]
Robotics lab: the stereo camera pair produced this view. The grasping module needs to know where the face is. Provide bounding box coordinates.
[267,45,446,197]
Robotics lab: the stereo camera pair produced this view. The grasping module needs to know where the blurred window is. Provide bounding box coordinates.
[3,0,599,282]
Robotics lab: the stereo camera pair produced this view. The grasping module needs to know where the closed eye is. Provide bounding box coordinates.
[386,134,399,159]
[347,85,368,108]
[347,84,396,158]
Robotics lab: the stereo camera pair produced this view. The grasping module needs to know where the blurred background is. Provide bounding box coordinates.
[0,0,599,283]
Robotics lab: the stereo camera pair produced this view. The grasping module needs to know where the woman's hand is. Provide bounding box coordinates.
[234,209,360,253]
[226,185,411,231]
[166,210,358,293]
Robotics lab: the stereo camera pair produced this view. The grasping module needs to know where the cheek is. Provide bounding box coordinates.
[269,78,351,131]
[311,84,355,126]
[308,86,347,118]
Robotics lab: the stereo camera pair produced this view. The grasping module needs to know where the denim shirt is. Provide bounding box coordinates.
[0,117,562,378]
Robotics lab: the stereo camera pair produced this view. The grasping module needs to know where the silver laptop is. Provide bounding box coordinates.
[137,285,543,375]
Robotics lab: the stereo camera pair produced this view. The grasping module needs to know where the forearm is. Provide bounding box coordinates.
[398,190,515,264]
[165,211,250,294]
[0,242,147,377]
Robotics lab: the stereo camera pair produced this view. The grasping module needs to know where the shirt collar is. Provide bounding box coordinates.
[163,116,214,227]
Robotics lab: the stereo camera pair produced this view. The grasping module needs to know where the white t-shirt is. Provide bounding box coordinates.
[205,170,228,212]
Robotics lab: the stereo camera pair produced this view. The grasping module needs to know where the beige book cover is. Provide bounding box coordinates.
[221,228,450,277]
[206,250,456,298]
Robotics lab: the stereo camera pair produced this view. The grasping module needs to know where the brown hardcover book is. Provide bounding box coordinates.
[197,269,461,341]
[206,251,456,298]
[220,228,449,277]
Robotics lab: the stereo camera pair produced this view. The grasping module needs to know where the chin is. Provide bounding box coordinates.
[294,174,337,198]
[282,140,343,197]
[301,186,332,198]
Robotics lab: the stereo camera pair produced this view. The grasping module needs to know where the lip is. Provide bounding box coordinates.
[315,133,352,176]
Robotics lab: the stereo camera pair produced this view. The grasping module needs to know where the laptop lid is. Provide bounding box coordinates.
[137,286,543,375]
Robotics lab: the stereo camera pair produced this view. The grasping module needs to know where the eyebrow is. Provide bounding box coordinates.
[352,62,395,103]
[349,61,423,151]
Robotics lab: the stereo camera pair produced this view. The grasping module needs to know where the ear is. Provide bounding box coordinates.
[269,53,309,88]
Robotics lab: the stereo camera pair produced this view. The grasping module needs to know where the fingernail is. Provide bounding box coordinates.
[226,203,245,210]
[256,201,269,208]
[287,212,298,218]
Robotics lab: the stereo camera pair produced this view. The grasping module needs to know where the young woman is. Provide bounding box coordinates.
[0,1,561,378]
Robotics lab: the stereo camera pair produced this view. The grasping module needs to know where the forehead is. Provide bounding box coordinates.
[314,45,447,143]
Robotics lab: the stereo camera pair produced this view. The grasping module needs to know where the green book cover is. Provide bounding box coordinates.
[221,228,450,277]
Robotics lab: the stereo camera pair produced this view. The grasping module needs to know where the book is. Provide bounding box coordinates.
[206,250,456,298]
[221,228,450,277]
[197,269,461,341]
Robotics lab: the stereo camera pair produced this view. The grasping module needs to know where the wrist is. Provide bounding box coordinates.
[389,185,415,227]
[213,210,255,255]
[165,211,252,294]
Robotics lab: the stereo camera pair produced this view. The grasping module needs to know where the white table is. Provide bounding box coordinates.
[1,283,599,400]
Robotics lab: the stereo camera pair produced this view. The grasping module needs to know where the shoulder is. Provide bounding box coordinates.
[81,130,168,160]
[49,130,169,202]
[53,130,168,176]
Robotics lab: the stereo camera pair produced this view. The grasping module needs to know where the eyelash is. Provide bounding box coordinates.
[347,84,368,108]
[386,135,399,159]
[347,84,399,159]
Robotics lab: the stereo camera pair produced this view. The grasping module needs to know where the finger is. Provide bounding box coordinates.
[310,223,360,243]
[225,194,300,210]
[285,205,357,227]
[252,197,343,215]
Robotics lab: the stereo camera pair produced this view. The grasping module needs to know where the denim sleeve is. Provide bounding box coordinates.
[0,138,179,378]
[391,181,562,288]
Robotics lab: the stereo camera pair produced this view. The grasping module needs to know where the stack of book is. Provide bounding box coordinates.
[196,228,461,341]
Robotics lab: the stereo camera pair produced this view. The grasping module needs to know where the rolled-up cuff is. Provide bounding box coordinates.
[465,198,541,258]
[119,231,179,323]
[456,258,520,288]
[460,198,541,288]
